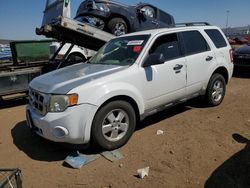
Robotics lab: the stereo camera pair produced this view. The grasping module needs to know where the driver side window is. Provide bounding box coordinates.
[149,33,182,61]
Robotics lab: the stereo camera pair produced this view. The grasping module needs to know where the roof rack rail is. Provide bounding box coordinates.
[175,22,211,27]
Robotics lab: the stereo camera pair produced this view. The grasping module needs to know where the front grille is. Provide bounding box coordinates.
[29,88,47,116]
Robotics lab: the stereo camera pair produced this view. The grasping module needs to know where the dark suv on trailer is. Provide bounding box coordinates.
[75,0,175,36]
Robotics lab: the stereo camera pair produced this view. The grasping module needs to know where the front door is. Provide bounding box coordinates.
[141,33,187,110]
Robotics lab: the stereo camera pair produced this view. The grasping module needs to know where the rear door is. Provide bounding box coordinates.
[180,30,216,96]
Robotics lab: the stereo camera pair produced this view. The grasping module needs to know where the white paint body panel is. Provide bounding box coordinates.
[27,25,233,144]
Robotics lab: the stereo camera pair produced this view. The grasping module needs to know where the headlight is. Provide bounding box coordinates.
[93,3,110,12]
[49,94,78,112]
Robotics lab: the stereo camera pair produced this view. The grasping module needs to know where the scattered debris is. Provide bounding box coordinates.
[137,167,150,179]
[64,150,123,168]
[156,130,164,135]
[64,151,100,169]
[101,150,124,162]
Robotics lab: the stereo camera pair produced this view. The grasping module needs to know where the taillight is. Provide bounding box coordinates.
[229,49,233,63]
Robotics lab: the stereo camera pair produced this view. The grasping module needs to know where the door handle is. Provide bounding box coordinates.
[173,64,183,71]
[206,56,213,61]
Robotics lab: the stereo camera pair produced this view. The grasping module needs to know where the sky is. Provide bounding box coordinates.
[0,0,249,40]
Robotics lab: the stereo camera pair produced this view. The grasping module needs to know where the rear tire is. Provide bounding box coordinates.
[205,73,226,106]
[91,100,136,150]
[107,18,128,36]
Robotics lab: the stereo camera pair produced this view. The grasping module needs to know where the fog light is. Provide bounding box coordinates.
[53,126,69,138]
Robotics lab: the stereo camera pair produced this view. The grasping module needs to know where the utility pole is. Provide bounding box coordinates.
[226,10,230,37]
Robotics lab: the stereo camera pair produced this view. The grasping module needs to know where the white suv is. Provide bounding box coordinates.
[27,23,234,150]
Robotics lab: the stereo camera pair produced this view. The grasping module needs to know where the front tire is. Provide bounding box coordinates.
[107,18,128,36]
[206,73,226,106]
[91,101,136,150]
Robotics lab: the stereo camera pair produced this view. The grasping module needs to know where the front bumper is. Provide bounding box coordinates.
[26,103,98,144]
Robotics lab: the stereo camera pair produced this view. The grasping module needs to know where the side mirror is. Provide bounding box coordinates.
[143,53,165,67]
[137,9,146,21]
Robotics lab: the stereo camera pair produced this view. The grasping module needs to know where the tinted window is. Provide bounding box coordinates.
[205,29,227,48]
[182,31,210,56]
[89,35,150,66]
[149,33,182,61]
[159,11,174,25]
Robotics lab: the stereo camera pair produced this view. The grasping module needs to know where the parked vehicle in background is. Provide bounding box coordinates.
[27,23,233,150]
[75,0,175,36]
[228,38,237,45]
[247,35,250,42]
[233,37,249,45]
[0,45,12,61]
[49,42,96,62]
[233,43,250,67]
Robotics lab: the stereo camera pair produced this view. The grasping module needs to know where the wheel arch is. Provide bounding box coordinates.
[212,66,229,84]
[107,13,131,32]
[67,52,87,61]
[96,95,140,123]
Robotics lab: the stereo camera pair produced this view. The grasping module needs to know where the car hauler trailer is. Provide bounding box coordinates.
[0,0,114,99]
[0,40,53,97]
[36,0,114,51]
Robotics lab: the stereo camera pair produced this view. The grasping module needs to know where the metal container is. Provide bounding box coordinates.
[0,169,22,188]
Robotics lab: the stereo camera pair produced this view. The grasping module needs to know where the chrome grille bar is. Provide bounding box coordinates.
[29,88,47,116]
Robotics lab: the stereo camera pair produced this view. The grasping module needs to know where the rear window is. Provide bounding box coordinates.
[205,29,227,48]
[159,11,174,25]
[181,31,210,56]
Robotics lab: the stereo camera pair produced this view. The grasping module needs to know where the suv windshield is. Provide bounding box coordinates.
[89,35,150,66]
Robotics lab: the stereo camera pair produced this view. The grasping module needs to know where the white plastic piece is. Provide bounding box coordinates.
[137,167,150,179]
[156,130,164,135]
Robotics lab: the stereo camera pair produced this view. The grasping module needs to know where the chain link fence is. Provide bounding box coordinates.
[0,169,22,188]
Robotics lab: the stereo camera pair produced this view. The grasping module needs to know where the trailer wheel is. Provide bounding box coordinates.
[66,52,87,63]
[108,18,128,36]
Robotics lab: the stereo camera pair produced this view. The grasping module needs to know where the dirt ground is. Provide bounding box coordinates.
[0,67,250,188]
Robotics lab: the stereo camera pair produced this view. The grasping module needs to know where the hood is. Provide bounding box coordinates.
[235,44,250,54]
[30,63,127,94]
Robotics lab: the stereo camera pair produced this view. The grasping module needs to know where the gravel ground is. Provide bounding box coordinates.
[0,67,249,188]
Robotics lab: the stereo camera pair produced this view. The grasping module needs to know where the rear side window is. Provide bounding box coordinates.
[205,29,227,48]
[159,11,174,25]
[181,31,210,56]
[149,33,182,61]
